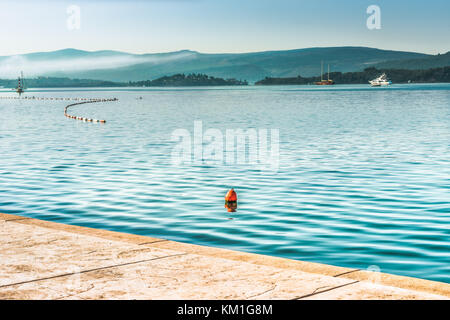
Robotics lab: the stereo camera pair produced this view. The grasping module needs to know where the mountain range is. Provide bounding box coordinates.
[0,47,448,83]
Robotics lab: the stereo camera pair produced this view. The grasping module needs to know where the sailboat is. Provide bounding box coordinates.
[315,61,334,85]
[16,71,25,95]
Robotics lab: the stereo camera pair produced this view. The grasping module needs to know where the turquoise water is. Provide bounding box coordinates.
[0,84,449,283]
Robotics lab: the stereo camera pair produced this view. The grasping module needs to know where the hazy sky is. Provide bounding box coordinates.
[0,0,449,56]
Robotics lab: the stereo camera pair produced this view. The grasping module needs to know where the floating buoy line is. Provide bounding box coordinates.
[0,96,118,124]
[64,98,118,123]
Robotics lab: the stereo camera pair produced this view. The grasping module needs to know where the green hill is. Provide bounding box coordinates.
[129,74,247,86]
[0,47,433,83]
[255,67,450,85]
[375,52,450,70]
[0,74,247,88]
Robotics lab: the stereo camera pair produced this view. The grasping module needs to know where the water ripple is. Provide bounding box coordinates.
[0,85,449,283]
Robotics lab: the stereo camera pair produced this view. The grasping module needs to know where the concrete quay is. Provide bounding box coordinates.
[0,213,448,300]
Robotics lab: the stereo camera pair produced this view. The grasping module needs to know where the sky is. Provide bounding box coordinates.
[0,0,449,56]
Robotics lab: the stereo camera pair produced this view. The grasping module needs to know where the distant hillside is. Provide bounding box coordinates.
[0,74,247,88]
[0,76,122,88]
[0,47,432,83]
[255,67,450,85]
[129,74,247,86]
[375,52,450,70]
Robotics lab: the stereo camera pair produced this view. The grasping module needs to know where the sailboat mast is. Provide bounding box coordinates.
[328,64,330,81]
[321,61,323,81]
[16,71,25,94]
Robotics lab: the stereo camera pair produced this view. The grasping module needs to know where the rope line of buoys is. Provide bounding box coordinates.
[0,96,113,101]
[0,96,118,124]
[64,98,118,124]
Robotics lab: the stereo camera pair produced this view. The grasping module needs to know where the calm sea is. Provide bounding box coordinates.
[1,84,449,283]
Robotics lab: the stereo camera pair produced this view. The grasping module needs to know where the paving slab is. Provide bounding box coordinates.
[0,254,354,300]
[303,281,447,300]
[0,213,448,300]
[0,219,183,287]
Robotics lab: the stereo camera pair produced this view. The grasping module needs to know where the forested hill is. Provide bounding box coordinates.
[0,77,121,88]
[0,74,247,88]
[0,47,432,82]
[375,52,450,70]
[128,74,248,86]
[255,67,450,85]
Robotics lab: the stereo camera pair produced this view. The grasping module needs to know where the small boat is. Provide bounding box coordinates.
[315,61,334,85]
[369,73,392,87]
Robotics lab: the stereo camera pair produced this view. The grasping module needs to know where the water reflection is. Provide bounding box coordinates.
[225,201,237,212]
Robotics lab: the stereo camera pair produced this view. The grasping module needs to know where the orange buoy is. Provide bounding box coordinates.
[225,188,237,202]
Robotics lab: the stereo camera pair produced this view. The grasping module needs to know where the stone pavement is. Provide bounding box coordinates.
[0,213,448,300]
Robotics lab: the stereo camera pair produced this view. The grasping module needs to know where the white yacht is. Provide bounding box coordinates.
[369,73,392,87]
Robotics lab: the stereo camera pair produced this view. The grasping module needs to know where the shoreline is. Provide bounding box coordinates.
[1,212,448,300]
[1,82,450,92]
